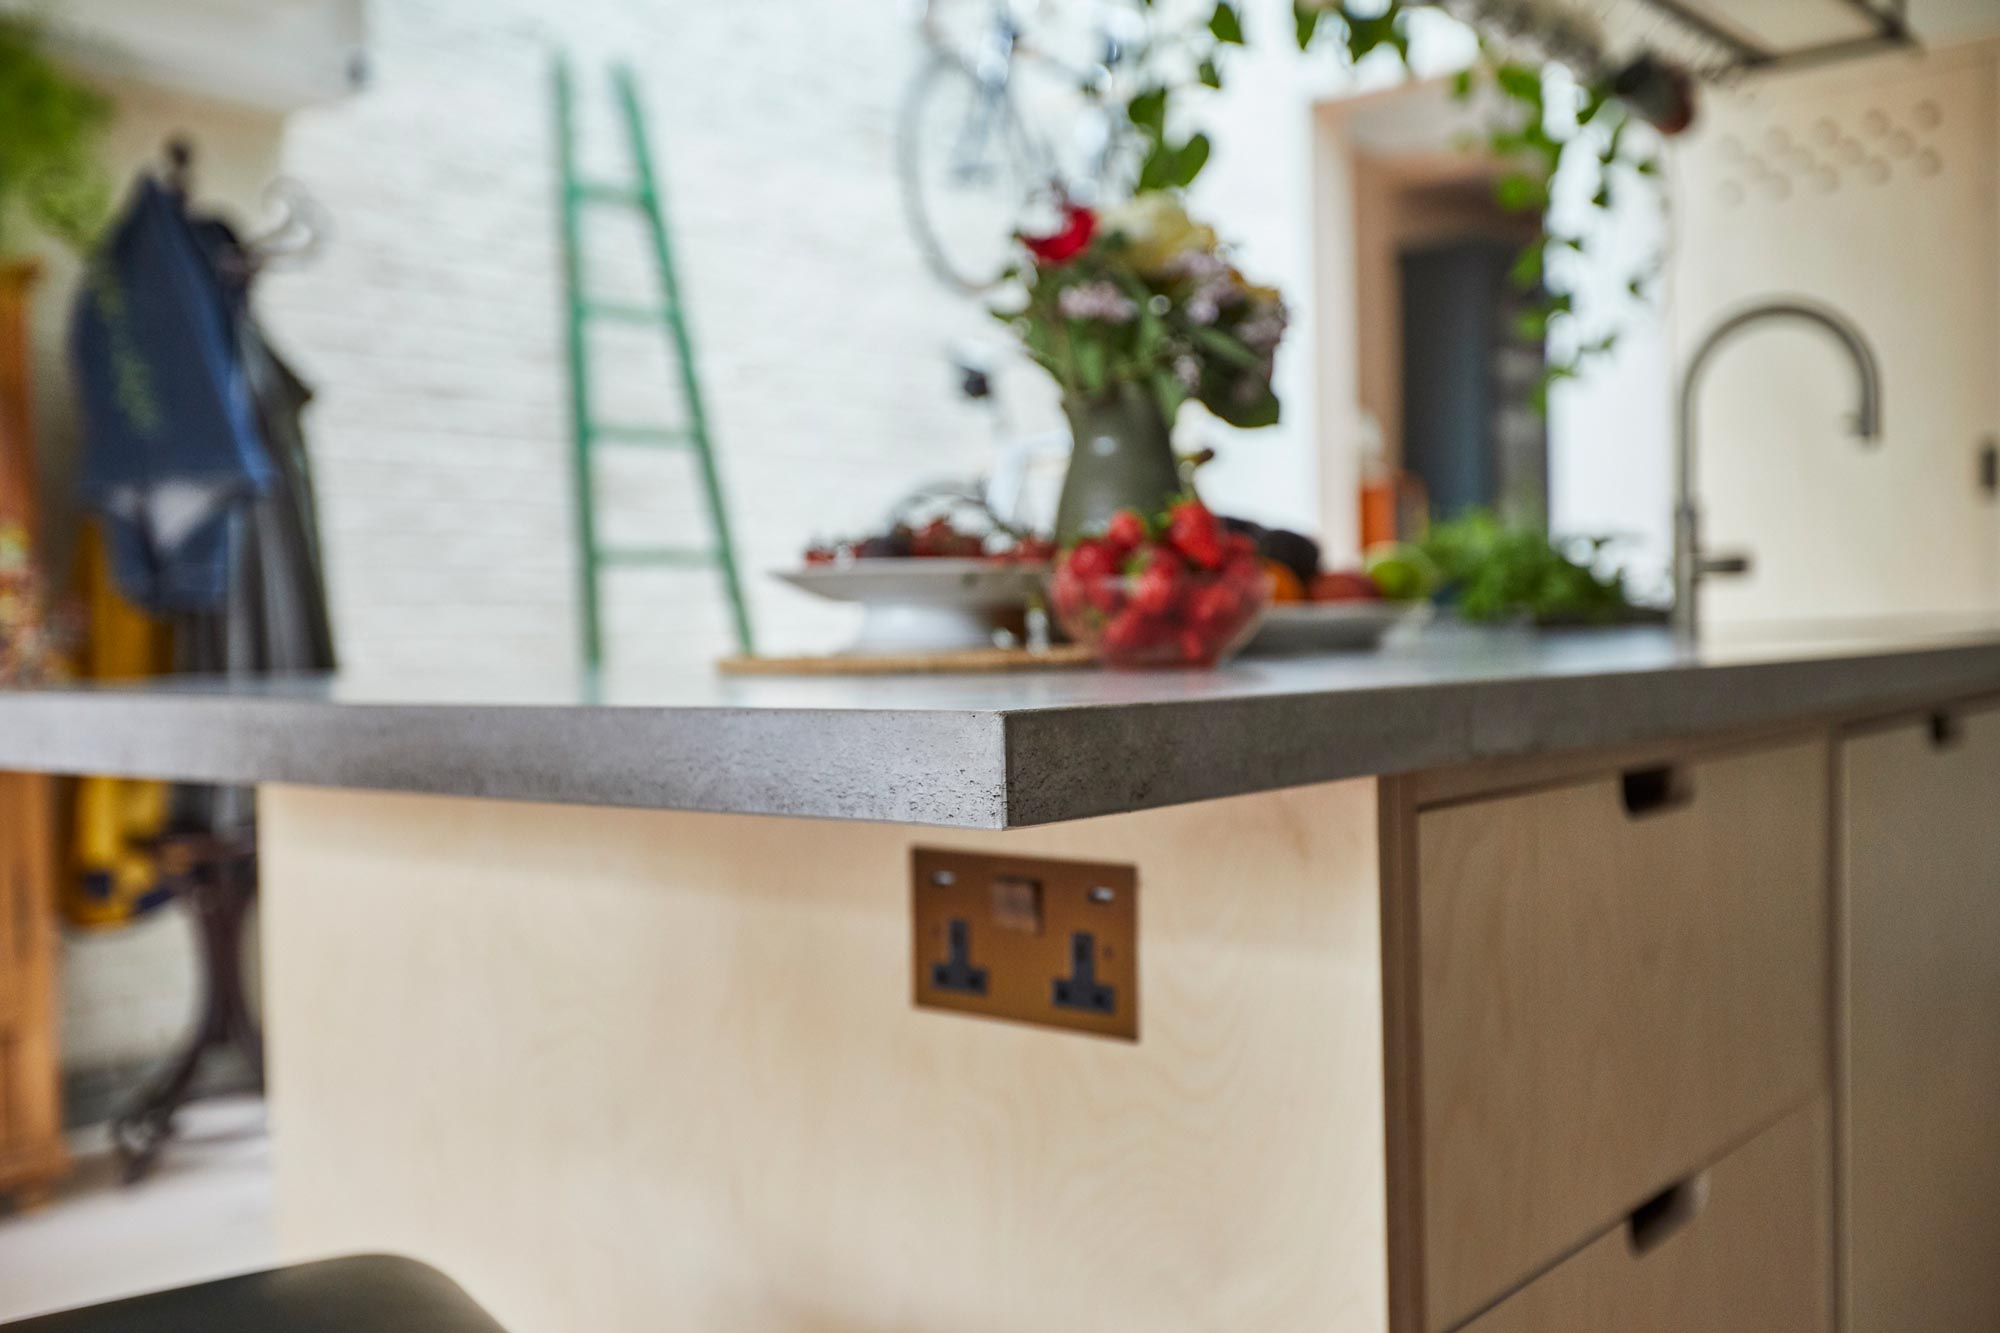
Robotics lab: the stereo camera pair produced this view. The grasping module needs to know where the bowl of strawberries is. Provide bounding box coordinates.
[1049,499,1269,669]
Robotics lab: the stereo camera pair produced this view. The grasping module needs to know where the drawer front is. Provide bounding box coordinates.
[1458,1102,1833,1333]
[1415,739,1830,1330]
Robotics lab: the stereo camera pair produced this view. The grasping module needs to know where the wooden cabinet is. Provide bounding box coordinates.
[1841,702,2000,1331]
[0,772,67,1201]
[1459,1102,1834,1333]
[1404,738,1831,1331]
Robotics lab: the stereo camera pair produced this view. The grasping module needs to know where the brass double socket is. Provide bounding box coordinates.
[910,847,1139,1041]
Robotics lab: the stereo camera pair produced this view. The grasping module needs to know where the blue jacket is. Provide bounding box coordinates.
[71,177,274,612]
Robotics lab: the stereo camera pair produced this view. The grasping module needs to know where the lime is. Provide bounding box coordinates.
[1364,543,1441,602]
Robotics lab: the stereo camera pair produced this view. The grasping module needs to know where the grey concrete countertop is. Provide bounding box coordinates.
[3,616,2000,827]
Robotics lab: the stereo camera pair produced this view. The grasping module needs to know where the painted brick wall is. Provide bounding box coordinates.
[249,0,1356,676]
[256,0,1032,673]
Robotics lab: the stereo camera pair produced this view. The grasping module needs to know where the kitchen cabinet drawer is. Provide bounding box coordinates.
[1412,738,1830,1330]
[1457,1101,1833,1333]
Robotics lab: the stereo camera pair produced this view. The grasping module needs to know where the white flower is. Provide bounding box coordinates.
[1098,193,1220,277]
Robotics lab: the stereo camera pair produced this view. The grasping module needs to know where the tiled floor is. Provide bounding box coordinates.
[0,1097,276,1323]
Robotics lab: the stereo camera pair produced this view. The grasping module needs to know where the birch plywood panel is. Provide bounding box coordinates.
[1842,703,2000,1332]
[1414,739,1830,1330]
[1459,1102,1833,1333]
[259,780,1389,1333]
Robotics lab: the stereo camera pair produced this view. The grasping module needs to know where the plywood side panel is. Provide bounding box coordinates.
[1841,704,2000,1332]
[260,780,1389,1333]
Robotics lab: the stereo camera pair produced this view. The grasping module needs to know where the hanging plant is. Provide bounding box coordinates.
[1115,0,1676,404]
[0,17,114,259]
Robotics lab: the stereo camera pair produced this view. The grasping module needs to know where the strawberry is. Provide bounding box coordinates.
[1104,508,1147,554]
[1178,627,1214,664]
[1166,499,1225,571]
[1188,579,1241,629]
[1050,567,1085,615]
[1064,538,1117,582]
[1103,609,1164,656]
[1130,548,1185,617]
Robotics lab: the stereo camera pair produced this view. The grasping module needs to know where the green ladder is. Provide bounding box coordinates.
[553,55,754,665]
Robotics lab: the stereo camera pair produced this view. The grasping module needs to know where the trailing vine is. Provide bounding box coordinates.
[0,16,113,259]
[1116,0,1669,403]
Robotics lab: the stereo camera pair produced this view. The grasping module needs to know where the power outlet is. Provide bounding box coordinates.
[911,848,1138,1041]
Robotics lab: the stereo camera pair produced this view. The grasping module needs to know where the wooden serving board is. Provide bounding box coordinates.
[716,644,1097,676]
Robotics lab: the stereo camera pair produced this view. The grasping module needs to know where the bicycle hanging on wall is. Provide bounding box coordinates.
[897,0,1149,293]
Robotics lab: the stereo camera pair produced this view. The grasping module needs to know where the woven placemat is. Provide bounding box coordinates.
[716,644,1096,676]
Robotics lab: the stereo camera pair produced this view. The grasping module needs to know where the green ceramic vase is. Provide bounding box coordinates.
[1054,384,1181,544]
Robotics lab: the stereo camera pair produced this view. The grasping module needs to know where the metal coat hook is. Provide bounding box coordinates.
[243,178,330,273]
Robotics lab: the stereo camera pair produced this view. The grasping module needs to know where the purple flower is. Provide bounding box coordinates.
[1056,281,1138,323]
[1237,302,1289,353]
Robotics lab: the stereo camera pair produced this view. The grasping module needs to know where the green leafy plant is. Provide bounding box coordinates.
[1113,1,1664,403]
[0,17,113,258]
[1414,509,1635,624]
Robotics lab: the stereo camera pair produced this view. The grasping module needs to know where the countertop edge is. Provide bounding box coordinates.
[995,640,2000,826]
[0,695,1016,829]
[8,631,2000,828]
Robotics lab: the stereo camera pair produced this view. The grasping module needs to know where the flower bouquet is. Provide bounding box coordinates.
[995,192,1288,541]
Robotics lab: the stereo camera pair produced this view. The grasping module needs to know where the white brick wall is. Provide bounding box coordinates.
[245,0,1364,675]
[257,0,1028,672]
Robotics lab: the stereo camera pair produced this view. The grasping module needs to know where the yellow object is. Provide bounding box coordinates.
[64,523,174,929]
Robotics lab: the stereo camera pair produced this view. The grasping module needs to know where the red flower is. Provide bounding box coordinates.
[1020,204,1097,266]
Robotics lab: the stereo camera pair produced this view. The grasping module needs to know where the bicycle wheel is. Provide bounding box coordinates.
[898,55,1049,293]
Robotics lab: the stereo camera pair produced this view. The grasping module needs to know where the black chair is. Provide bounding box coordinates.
[1,1255,510,1332]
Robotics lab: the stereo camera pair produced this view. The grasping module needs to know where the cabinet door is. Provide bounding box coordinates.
[1459,1102,1833,1333]
[1842,703,2000,1331]
[1414,739,1829,1331]
[1672,45,2000,625]
[0,772,64,1195]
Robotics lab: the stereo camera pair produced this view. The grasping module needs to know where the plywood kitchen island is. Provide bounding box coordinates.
[5,619,2000,1332]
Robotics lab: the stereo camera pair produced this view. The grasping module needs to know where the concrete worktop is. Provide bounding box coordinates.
[4,616,2000,827]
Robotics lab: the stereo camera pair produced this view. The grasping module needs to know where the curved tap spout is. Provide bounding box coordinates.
[1673,297,1884,640]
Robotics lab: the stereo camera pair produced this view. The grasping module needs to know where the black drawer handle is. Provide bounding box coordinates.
[1930,712,1963,750]
[1620,765,1693,818]
[1628,1171,1709,1257]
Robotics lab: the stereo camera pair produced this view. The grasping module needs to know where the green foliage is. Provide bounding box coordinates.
[1208,2,1244,45]
[1094,1,1660,408]
[0,18,112,257]
[1125,83,1215,194]
[1415,510,1635,624]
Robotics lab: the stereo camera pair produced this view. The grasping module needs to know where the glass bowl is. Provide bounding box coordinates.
[1049,560,1269,668]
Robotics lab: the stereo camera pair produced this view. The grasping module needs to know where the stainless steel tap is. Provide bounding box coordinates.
[1673,298,1884,640]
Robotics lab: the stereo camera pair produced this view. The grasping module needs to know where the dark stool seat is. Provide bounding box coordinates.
[2,1256,509,1332]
